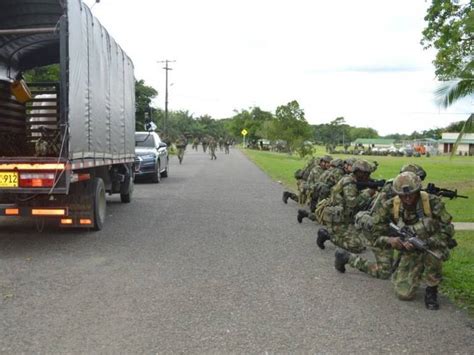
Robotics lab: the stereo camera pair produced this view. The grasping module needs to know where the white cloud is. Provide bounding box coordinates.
[90,0,473,135]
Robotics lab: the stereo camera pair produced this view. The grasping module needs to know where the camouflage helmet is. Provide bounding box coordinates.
[320,155,333,163]
[392,172,422,195]
[400,164,427,181]
[330,158,344,168]
[352,159,372,173]
[344,158,356,166]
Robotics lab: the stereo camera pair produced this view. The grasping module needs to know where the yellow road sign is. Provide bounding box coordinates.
[241,129,248,136]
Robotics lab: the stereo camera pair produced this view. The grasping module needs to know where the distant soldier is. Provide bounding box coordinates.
[224,139,230,154]
[219,137,225,151]
[192,137,199,151]
[209,137,217,160]
[202,137,209,153]
[335,172,455,310]
[175,135,187,164]
[314,160,375,253]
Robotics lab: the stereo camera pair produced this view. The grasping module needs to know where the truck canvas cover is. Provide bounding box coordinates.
[0,0,135,163]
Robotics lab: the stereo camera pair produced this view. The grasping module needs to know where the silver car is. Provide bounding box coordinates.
[135,132,169,183]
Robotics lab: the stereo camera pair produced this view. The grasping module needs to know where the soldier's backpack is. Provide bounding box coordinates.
[315,198,344,225]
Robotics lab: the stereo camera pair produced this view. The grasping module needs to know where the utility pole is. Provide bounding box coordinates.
[157,60,176,134]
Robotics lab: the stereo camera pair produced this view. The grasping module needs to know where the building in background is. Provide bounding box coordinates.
[439,133,474,155]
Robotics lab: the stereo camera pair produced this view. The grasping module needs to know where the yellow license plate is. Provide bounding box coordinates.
[0,172,18,187]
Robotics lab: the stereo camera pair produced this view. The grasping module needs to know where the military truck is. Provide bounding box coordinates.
[0,0,135,230]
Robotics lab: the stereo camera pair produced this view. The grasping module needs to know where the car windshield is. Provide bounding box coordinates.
[135,134,155,148]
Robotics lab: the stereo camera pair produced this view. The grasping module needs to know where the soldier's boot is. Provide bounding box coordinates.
[316,228,330,249]
[334,248,350,273]
[425,286,440,310]
[297,209,309,223]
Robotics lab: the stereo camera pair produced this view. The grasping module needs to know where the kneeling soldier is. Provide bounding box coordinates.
[335,171,455,310]
[336,164,429,280]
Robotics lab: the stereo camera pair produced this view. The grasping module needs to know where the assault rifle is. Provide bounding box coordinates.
[424,183,468,200]
[356,179,386,191]
[389,223,441,260]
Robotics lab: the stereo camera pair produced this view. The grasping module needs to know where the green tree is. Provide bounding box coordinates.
[348,127,379,141]
[135,79,158,130]
[421,0,473,80]
[23,64,60,82]
[268,100,312,152]
[444,118,474,133]
[422,1,473,154]
[228,106,273,142]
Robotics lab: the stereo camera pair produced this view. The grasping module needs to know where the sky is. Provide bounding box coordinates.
[89,0,473,136]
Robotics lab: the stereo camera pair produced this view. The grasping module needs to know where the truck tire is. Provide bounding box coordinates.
[151,160,161,183]
[120,174,133,203]
[92,177,106,231]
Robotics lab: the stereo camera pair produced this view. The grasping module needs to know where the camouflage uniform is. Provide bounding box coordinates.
[202,137,209,152]
[311,158,345,206]
[373,174,452,302]
[298,159,345,222]
[209,138,217,160]
[175,137,187,164]
[337,172,453,309]
[296,156,333,221]
[305,155,332,192]
[316,160,374,253]
[192,138,199,151]
[345,164,428,279]
[283,157,318,205]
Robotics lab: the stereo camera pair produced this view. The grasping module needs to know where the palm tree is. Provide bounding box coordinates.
[436,61,474,109]
[435,60,474,156]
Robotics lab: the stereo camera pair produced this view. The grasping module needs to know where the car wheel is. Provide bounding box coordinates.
[151,160,161,183]
[161,159,169,177]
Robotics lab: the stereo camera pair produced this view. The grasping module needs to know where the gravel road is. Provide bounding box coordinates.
[0,147,472,353]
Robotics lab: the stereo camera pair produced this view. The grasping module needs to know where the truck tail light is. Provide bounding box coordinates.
[5,208,19,215]
[19,172,55,187]
[32,209,66,216]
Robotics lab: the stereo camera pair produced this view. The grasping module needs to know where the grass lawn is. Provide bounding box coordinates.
[442,231,474,315]
[242,148,474,222]
[242,148,474,313]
